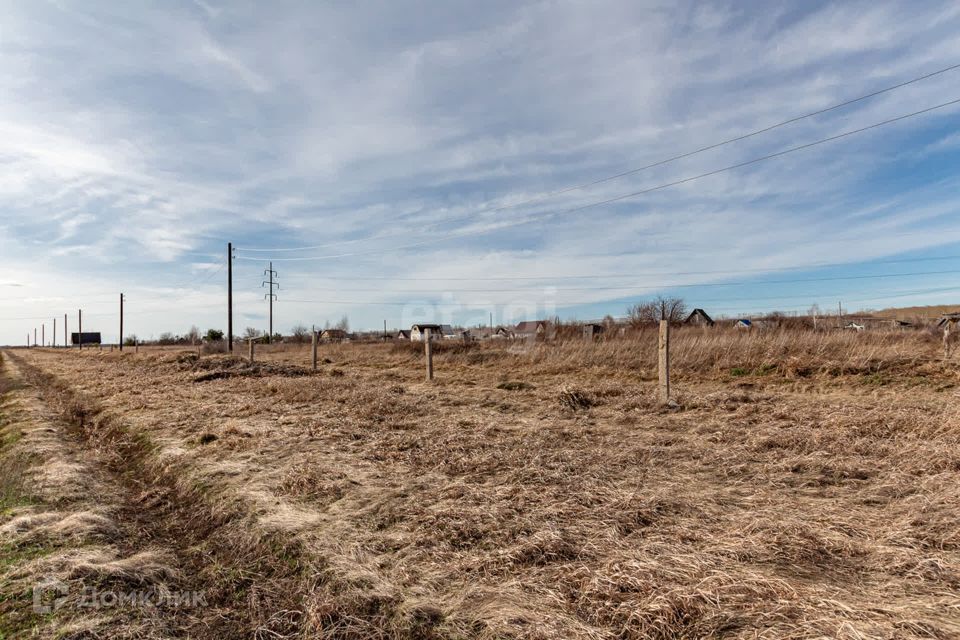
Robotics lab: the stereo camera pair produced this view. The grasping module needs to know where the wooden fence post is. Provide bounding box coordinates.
[312,330,318,371]
[248,339,255,363]
[424,328,434,381]
[658,320,670,404]
[945,320,954,360]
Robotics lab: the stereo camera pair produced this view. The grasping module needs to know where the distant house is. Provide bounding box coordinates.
[320,329,348,342]
[71,332,102,345]
[582,323,605,339]
[410,323,443,341]
[396,330,411,340]
[439,324,461,340]
[735,319,752,330]
[844,322,865,332]
[469,326,513,340]
[514,320,550,340]
[684,309,715,327]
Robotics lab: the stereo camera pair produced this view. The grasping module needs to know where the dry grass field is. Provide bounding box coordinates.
[1,328,959,639]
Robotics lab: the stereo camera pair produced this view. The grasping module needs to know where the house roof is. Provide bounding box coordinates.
[322,328,347,336]
[515,320,547,332]
[684,308,714,325]
[735,319,752,326]
[411,323,443,331]
[396,330,411,337]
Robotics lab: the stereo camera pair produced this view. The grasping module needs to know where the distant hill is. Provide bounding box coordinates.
[871,304,960,321]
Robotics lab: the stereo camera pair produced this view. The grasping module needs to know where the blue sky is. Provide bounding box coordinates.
[2,0,960,343]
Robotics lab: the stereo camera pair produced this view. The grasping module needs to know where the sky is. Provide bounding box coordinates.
[2,0,960,344]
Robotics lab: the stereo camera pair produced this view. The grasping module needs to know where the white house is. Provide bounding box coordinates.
[410,324,443,341]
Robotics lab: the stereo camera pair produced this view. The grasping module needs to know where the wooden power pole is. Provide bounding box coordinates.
[119,293,124,351]
[227,242,233,352]
[78,309,82,350]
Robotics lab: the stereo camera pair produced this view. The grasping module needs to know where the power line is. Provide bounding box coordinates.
[235,62,960,254]
[234,97,960,263]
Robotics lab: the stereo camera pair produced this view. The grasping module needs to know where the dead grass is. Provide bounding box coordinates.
[4,327,960,638]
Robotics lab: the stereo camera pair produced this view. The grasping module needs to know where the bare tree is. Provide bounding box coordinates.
[335,315,349,332]
[627,297,687,326]
[290,324,310,344]
[243,327,262,340]
[186,325,201,345]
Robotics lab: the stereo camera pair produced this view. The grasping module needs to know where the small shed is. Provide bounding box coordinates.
[396,330,411,340]
[582,323,605,339]
[684,309,715,326]
[71,332,102,345]
[735,319,752,330]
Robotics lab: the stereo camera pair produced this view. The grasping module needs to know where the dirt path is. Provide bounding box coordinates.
[0,351,306,639]
[0,352,200,638]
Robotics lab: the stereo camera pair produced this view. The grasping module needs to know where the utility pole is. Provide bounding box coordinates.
[119,293,125,351]
[227,242,233,352]
[837,301,843,329]
[262,261,278,343]
[34,327,37,347]
[41,324,44,347]
[490,311,493,329]
[53,317,56,347]
[78,309,82,350]
[64,313,67,348]
[383,319,387,341]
